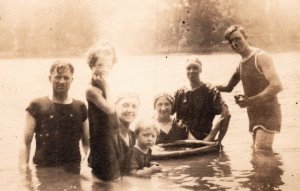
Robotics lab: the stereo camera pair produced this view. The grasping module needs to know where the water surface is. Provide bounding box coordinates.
[0,52,299,190]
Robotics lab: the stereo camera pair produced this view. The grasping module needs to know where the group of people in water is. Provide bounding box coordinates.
[19,25,283,183]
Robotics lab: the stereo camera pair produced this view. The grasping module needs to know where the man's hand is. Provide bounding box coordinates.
[175,119,188,129]
[234,94,250,108]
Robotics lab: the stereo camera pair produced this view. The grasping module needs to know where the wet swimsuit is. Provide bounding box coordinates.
[239,49,281,133]
[173,83,226,140]
[87,86,120,181]
[26,96,87,169]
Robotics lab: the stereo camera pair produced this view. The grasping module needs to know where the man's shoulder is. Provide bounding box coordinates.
[257,49,272,62]
[72,98,86,106]
[202,83,220,95]
[29,96,49,105]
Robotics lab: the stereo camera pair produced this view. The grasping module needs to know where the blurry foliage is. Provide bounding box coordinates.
[0,0,299,57]
[0,0,97,57]
[154,0,300,53]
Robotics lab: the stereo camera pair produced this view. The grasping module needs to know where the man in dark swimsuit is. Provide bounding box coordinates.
[19,61,89,173]
[217,25,283,151]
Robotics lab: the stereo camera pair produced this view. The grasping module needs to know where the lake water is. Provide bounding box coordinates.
[0,52,299,190]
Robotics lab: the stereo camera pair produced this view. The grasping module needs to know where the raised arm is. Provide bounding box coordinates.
[86,86,115,114]
[216,68,240,92]
[248,53,283,105]
[19,112,36,170]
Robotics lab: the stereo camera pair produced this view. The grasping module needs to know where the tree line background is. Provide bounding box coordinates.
[0,0,299,57]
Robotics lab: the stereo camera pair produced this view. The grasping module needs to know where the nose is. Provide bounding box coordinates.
[147,136,154,142]
[58,77,66,84]
[126,106,136,113]
[160,105,166,111]
[95,75,102,80]
[231,40,238,48]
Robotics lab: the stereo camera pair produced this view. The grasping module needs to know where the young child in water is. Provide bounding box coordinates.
[124,119,162,177]
[85,42,121,182]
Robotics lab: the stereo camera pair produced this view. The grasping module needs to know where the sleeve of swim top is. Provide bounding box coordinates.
[26,99,40,119]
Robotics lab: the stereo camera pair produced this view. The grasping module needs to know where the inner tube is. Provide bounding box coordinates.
[152,140,219,160]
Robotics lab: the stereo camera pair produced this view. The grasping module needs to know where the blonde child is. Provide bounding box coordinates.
[124,120,162,177]
[85,42,120,182]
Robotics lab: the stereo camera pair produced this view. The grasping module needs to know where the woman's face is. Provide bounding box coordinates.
[186,62,201,82]
[116,97,139,125]
[155,97,172,119]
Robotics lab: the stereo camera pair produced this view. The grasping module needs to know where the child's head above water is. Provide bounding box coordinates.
[87,41,117,69]
[87,42,117,88]
[135,119,160,149]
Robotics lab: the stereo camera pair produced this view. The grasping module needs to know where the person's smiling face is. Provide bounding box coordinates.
[116,97,139,125]
[155,96,172,120]
[186,62,201,82]
[227,30,248,54]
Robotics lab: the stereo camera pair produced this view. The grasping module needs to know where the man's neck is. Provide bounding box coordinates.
[189,79,202,90]
[50,93,71,104]
[241,46,256,60]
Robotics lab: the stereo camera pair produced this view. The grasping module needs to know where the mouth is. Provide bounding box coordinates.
[146,143,153,147]
[57,86,65,90]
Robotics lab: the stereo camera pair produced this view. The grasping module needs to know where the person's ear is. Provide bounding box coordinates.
[48,75,52,82]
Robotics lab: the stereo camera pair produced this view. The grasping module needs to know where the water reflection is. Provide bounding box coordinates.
[20,166,82,191]
[197,152,232,191]
[241,150,284,191]
[156,152,232,190]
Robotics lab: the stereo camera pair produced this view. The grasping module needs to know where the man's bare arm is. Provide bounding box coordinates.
[19,112,36,169]
[216,68,240,92]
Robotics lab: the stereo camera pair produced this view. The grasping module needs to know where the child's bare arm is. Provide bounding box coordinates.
[130,164,162,176]
[86,86,114,114]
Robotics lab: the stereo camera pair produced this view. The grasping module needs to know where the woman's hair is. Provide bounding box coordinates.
[153,93,174,109]
[224,25,247,41]
[135,119,160,136]
[86,41,117,68]
[115,92,140,106]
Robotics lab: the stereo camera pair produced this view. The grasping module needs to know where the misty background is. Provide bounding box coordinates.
[1,0,300,57]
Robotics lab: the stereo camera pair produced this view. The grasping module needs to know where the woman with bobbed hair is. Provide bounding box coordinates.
[153,93,188,144]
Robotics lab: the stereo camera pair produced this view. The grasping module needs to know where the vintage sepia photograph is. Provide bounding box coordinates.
[0,0,299,190]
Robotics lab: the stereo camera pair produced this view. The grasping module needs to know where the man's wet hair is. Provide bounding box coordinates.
[87,41,117,68]
[50,60,74,75]
[224,25,247,41]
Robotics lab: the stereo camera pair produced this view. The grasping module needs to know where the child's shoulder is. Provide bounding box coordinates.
[86,85,103,97]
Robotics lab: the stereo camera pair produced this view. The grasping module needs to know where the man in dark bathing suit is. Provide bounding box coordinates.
[19,60,89,173]
[217,25,283,151]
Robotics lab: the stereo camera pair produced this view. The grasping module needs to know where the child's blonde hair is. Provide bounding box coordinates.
[135,119,160,137]
[87,41,117,68]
